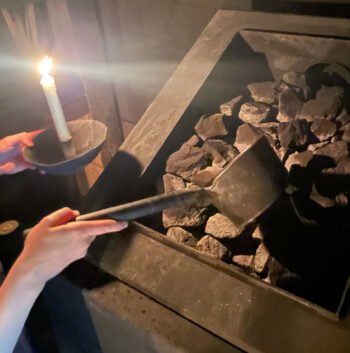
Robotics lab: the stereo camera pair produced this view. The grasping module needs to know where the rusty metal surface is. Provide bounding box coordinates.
[87,223,350,353]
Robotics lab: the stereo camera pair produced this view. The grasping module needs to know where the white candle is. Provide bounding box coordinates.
[38,56,71,142]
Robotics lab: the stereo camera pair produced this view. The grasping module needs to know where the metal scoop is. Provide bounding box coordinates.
[77,136,286,229]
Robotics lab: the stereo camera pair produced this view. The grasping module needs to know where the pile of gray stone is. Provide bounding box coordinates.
[162,63,350,284]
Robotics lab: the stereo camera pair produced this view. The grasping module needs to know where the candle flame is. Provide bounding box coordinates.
[38,55,52,76]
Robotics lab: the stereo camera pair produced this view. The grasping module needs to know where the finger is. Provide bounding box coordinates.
[22,130,45,147]
[41,207,77,227]
[57,219,128,237]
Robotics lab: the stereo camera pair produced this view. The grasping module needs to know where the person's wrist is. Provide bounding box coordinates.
[10,254,47,293]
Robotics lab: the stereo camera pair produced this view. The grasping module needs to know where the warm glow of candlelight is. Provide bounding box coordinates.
[38,55,53,76]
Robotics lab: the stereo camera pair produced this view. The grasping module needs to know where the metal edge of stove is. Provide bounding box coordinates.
[122,222,346,321]
[87,222,350,353]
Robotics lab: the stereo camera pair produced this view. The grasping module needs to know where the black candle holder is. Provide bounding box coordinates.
[23,120,107,175]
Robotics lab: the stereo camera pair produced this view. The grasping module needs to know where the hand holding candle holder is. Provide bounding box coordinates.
[23,56,108,175]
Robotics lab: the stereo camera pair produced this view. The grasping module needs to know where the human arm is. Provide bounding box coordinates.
[0,130,43,175]
[0,207,127,353]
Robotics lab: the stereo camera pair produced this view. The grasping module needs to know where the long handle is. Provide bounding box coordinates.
[76,189,207,221]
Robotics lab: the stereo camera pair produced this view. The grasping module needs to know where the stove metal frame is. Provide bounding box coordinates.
[81,10,350,353]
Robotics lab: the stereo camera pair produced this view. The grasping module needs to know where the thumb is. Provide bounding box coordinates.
[22,130,45,147]
[0,162,15,174]
[40,207,80,227]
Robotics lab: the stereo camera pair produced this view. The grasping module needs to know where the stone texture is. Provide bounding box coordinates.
[273,146,287,162]
[166,227,198,247]
[219,95,243,116]
[184,135,201,147]
[253,243,270,274]
[252,224,263,240]
[247,81,275,104]
[255,122,279,140]
[238,102,271,125]
[336,109,350,126]
[314,141,349,162]
[232,254,254,269]
[277,119,310,149]
[281,71,310,99]
[285,150,313,171]
[194,114,229,140]
[166,144,211,180]
[276,88,302,122]
[163,173,185,193]
[163,175,207,228]
[341,123,350,143]
[316,85,344,99]
[202,139,238,168]
[310,119,337,141]
[310,185,335,208]
[335,193,348,207]
[163,203,207,228]
[307,141,329,152]
[299,86,342,121]
[324,63,350,85]
[205,213,240,239]
[190,166,222,187]
[234,123,263,153]
[196,235,228,260]
[322,156,350,176]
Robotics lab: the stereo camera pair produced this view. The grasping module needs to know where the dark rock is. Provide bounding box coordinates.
[341,123,350,143]
[276,88,302,122]
[238,102,271,125]
[336,109,350,126]
[299,87,342,121]
[202,139,238,168]
[255,122,279,140]
[278,119,311,149]
[253,243,270,274]
[273,146,288,162]
[285,150,313,171]
[163,173,185,193]
[167,227,198,247]
[285,184,298,195]
[163,202,208,228]
[281,71,310,99]
[163,175,208,228]
[232,254,254,269]
[247,81,275,104]
[196,235,228,260]
[323,63,350,86]
[194,114,229,140]
[219,95,243,116]
[205,213,240,239]
[252,224,263,240]
[234,123,263,153]
[166,144,211,180]
[310,119,337,141]
[335,193,348,207]
[310,185,335,208]
[322,156,350,175]
[184,135,201,147]
[307,141,329,152]
[316,85,344,99]
[268,258,289,286]
[190,166,222,187]
[314,141,349,162]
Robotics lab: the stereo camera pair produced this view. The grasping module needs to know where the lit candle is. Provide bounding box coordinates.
[38,56,71,142]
